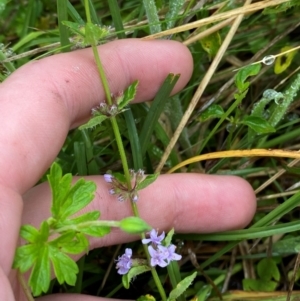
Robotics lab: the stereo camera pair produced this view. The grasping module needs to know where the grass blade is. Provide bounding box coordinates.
[139,74,180,156]
[57,0,70,52]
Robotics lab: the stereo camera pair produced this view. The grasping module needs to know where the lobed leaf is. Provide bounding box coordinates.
[49,246,79,285]
[29,245,51,296]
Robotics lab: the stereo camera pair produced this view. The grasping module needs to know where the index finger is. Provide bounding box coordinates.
[0,39,193,193]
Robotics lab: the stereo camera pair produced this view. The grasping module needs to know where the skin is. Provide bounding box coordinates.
[0,39,257,300]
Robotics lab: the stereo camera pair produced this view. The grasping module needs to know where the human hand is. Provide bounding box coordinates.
[0,39,256,300]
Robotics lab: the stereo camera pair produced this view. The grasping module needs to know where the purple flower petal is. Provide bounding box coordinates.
[116,248,132,275]
[148,245,168,268]
[104,174,113,183]
[142,229,165,245]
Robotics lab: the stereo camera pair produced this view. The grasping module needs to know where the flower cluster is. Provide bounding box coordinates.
[104,169,145,202]
[115,229,181,275]
[142,229,182,268]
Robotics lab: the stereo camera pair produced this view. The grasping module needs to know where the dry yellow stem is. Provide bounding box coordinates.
[167,149,300,174]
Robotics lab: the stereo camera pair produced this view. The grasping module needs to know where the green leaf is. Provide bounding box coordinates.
[137,295,156,301]
[199,104,224,122]
[263,1,300,14]
[235,64,261,92]
[117,80,139,110]
[0,0,9,16]
[79,115,108,130]
[240,116,276,134]
[139,73,180,155]
[49,246,79,285]
[112,172,127,184]
[79,225,110,237]
[274,46,297,74]
[19,224,40,243]
[168,272,197,301]
[122,265,151,289]
[257,258,280,281]
[136,173,159,190]
[200,31,221,60]
[165,0,185,29]
[59,233,89,254]
[29,245,51,296]
[48,162,97,220]
[242,279,277,292]
[48,162,72,218]
[120,217,151,234]
[61,179,96,219]
[84,22,110,46]
[13,244,39,273]
[164,228,175,246]
[70,211,100,224]
[62,20,85,37]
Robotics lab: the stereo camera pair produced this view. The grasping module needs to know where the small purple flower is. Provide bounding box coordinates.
[109,188,115,195]
[116,248,132,275]
[142,229,165,245]
[104,174,113,183]
[161,244,182,263]
[148,245,168,268]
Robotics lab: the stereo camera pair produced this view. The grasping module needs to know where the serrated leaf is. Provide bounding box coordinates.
[20,224,40,243]
[61,179,96,219]
[257,258,280,281]
[79,115,108,130]
[120,217,151,234]
[29,245,51,296]
[13,244,39,273]
[59,233,89,254]
[62,20,85,37]
[235,64,261,92]
[118,80,139,110]
[70,211,100,224]
[136,173,159,190]
[164,228,175,246]
[240,116,276,134]
[199,104,224,122]
[274,46,297,74]
[168,272,197,301]
[80,225,110,237]
[49,247,78,285]
[122,265,151,289]
[48,162,73,218]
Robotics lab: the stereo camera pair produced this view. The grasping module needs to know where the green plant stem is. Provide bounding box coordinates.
[84,3,167,300]
[84,0,112,105]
